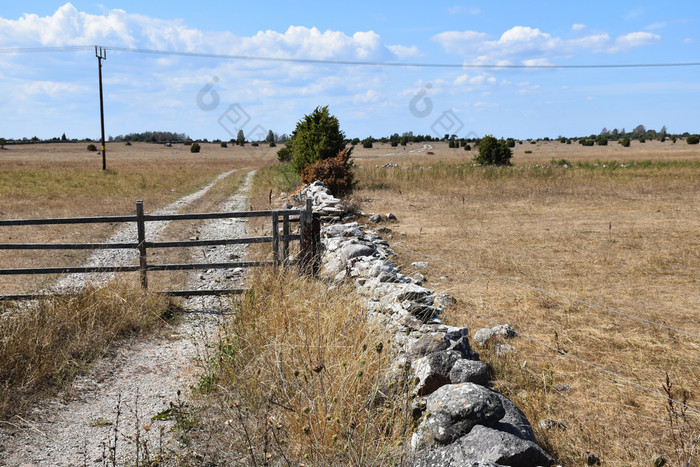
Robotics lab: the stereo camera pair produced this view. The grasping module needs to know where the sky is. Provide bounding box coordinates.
[1,1,699,140]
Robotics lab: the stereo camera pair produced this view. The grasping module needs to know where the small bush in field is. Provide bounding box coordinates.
[301,148,354,197]
[277,147,292,162]
[190,142,201,153]
[220,142,227,148]
[269,142,276,147]
[687,135,699,145]
[87,144,97,151]
[619,138,631,147]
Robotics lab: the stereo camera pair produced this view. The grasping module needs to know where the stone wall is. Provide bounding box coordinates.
[295,182,554,467]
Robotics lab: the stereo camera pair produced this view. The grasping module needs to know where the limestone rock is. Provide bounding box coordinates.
[412,425,553,467]
[493,393,537,442]
[473,324,517,347]
[409,333,450,359]
[413,350,463,396]
[413,383,505,448]
[449,359,489,386]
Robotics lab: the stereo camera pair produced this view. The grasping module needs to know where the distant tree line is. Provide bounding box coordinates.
[112,131,190,143]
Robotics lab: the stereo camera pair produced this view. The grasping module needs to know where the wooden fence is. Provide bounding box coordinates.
[0,198,320,301]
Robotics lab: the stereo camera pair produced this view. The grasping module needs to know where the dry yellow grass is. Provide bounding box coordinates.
[182,268,410,465]
[355,144,699,465]
[0,279,174,419]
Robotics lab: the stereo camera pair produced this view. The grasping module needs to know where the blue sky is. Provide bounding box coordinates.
[1,1,699,140]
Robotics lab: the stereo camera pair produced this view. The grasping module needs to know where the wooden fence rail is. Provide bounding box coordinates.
[0,198,319,301]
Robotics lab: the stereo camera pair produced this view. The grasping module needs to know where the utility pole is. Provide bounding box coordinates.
[95,46,107,170]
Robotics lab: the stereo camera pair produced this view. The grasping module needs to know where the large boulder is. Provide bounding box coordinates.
[412,383,505,448]
[412,425,553,466]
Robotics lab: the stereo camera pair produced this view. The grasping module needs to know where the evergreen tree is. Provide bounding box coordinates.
[290,106,346,173]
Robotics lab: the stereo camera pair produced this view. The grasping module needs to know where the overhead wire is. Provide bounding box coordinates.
[1,45,700,70]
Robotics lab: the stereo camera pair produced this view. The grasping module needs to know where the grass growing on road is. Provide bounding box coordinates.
[0,280,176,419]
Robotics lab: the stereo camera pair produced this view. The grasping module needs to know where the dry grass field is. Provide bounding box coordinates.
[354,141,700,465]
[2,139,698,464]
[0,142,277,294]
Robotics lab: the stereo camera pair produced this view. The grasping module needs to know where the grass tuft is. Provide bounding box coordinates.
[186,268,411,465]
[0,280,175,419]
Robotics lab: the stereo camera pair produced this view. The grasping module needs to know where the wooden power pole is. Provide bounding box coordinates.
[95,46,107,170]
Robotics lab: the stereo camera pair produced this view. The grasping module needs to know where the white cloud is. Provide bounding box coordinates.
[0,3,414,63]
[609,31,661,52]
[353,89,380,104]
[387,44,422,58]
[432,31,490,55]
[522,58,553,67]
[684,38,696,44]
[22,81,87,96]
[448,6,480,15]
[572,24,586,31]
[433,25,662,63]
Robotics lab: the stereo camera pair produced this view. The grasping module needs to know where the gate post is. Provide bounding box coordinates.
[299,198,313,274]
[136,201,148,289]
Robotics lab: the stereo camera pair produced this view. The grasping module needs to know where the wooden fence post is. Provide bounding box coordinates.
[272,211,279,266]
[311,211,321,276]
[282,213,290,264]
[136,200,148,289]
[299,198,314,273]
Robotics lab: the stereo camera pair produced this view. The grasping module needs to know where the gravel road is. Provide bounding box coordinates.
[0,170,255,466]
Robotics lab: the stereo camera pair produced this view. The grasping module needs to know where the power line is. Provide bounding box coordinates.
[2,45,700,69]
[0,46,93,54]
[395,244,700,339]
[446,299,700,416]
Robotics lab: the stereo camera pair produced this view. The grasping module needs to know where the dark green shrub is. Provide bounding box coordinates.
[474,135,512,166]
[220,142,227,148]
[672,136,677,143]
[125,141,132,146]
[251,142,259,147]
[530,140,536,144]
[390,141,398,147]
[524,150,532,154]
[687,135,699,144]
[290,106,346,173]
[506,139,516,148]
[619,138,631,147]
[190,142,201,153]
[277,147,292,162]
[566,139,572,144]
[448,140,456,148]
[362,139,373,149]
[580,139,594,147]
[87,144,97,151]
[596,136,608,146]
[464,144,471,151]
[269,142,276,147]
[639,136,646,143]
